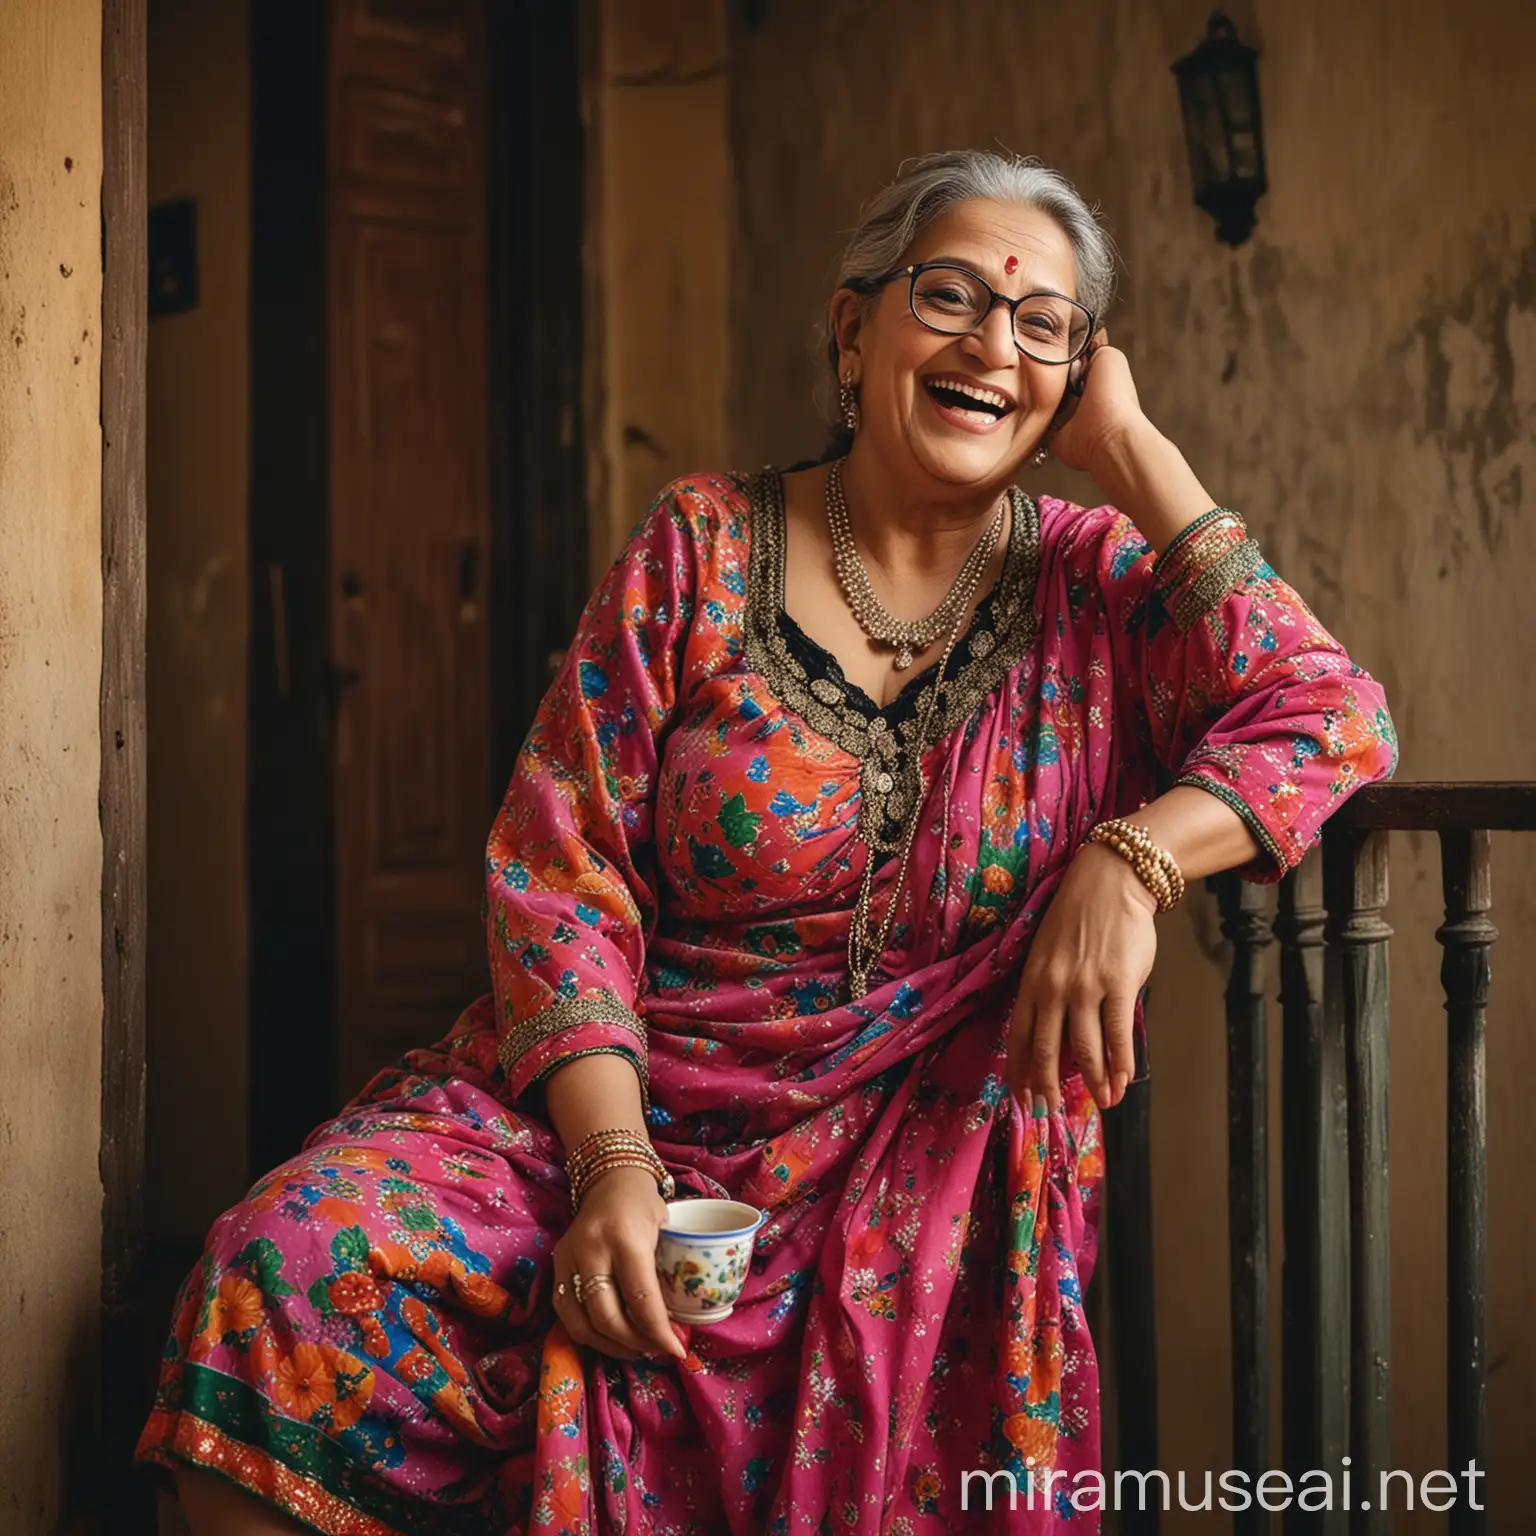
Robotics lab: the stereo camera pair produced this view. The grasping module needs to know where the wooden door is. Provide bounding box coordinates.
[328,0,492,1091]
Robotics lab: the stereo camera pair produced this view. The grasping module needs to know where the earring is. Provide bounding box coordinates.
[1030,444,1050,466]
[839,378,860,435]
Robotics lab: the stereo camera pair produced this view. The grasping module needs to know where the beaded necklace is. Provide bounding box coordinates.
[830,464,1007,997]
[826,456,1007,670]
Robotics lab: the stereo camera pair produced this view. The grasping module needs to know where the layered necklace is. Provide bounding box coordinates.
[826,456,1007,670]
[825,457,1007,997]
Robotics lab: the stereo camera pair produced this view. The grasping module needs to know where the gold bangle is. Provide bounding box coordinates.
[566,1129,655,1174]
[1095,816,1184,899]
[570,1157,673,1213]
[1118,825,1182,904]
[572,1156,656,1189]
[565,1128,675,1211]
[1105,837,1174,909]
[567,1133,660,1178]
[1105,836,1173,908]
[1087,818,1184,912]
[568,1127,650,1154]
[1155,507,1247,582]
[568,1142,655,1179]
[573,1153,661,1184]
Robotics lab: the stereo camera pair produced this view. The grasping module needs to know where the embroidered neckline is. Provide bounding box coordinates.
[773,592,1002,733]
[741,467,1040,854]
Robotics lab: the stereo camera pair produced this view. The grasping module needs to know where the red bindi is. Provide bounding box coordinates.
[1004,254,1019,275]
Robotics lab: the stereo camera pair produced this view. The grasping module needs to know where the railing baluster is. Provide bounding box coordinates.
[1124,786,1527,1536]
[1438,829,1493,1536]
[1105,1077,1159,1535]
[1316,883,1352,1536]
[1196,789,1529,1536]
[1325,826,1392,1536]
[1216,874,1273,1534]
[1277,849,1328,1533]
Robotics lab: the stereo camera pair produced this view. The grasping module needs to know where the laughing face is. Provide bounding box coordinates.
[831,198,1082,494]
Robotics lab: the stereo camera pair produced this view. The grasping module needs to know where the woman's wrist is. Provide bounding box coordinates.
[1086,418,1217,556]
[1117,786,1262,885]
[565,1125,674,1211]
[543,1052,649,1150]
[1074,839,1160,916]
[1083,415,1160,481]
[577,1162,666,1207]
[1086,818,1185,911]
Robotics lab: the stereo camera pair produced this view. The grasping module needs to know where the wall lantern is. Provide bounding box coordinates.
[1171,12,1267,246]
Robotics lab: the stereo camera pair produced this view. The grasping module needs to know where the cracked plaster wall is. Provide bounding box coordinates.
[587,0,733,578]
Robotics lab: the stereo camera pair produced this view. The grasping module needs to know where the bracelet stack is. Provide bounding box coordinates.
[565,1128,676,1213]
[1151,507,1264,634]
[1086,818,1186,912]
[1153,507,1247,582]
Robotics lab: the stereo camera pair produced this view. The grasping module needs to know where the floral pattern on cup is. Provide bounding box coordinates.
[654,1199,766,1324]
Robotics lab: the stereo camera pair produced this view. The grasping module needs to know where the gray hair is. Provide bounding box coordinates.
[817,150,1117,443]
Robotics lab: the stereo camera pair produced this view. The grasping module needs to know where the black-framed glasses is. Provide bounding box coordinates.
[849,261,1095,365]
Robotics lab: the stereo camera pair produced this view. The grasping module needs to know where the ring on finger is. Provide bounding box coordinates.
[582,1273,617,1296]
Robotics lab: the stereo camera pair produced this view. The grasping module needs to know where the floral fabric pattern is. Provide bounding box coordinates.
[138,470,1395,1533]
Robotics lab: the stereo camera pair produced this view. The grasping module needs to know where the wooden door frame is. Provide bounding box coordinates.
[246,0,591,1171]
[487,1,591,783]
[93,5,593,1502]
[96,0,590,1517]
[100,0,151,1528]
[248,0,336,1179]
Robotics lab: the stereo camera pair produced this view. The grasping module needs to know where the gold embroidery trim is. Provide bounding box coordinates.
[498,989,649,1098]
[1151,505,1246,580]
[1172,772,1289,872]
[1158,519,1245,594]
[741,468,1041,855]
[1171,539,1265,632]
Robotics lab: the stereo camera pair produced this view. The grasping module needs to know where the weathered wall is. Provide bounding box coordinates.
[0,1,104,1527]
[145,0,251,1243]
[586,0,733,575]
[726,0,1536,1526]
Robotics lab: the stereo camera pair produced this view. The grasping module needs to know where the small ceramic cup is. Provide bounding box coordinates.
[654,1199,766,1324]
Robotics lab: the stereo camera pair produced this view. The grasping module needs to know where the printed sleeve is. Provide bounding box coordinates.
[485,485,702,1107]
[1087,505,1398,881]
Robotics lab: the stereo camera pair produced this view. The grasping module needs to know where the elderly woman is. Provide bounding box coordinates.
[141,150,1395,1533]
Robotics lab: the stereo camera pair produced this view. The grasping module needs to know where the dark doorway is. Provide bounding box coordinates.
[247,0,589,1179]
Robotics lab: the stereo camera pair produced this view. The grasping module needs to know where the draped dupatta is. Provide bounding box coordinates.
[486,469,1394,1531]
[136,466,1393,1535]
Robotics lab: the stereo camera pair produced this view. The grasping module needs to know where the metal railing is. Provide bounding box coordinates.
[1105,782,1536,1534]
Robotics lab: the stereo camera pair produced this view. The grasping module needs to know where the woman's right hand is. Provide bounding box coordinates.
[550,1165,687,1360]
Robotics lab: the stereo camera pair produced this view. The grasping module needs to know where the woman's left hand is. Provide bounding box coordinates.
[1045,330,1150,478]
[1007,841,1158,1114]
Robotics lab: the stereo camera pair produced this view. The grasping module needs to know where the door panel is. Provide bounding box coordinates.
[329,0,490,1092]
[340,82,474,185]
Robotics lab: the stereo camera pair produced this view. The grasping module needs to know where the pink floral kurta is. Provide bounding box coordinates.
[138,469,1396,1533]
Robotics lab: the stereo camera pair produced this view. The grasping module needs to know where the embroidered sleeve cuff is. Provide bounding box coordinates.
[498,989,650,1109]
[1173,768,1293,884]
[1151,508,1266,633]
